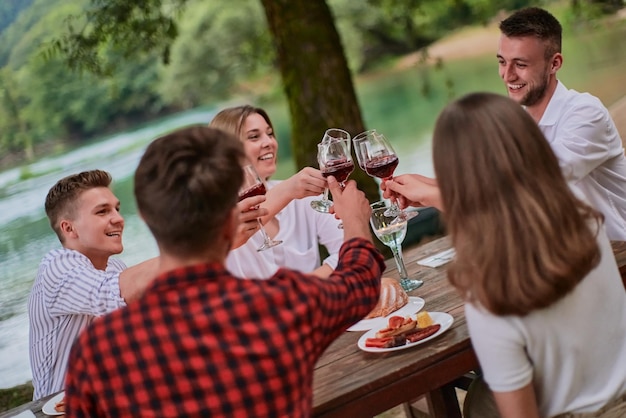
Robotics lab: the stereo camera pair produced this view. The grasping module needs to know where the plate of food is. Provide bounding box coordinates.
[357,311,454,353]
[348,277,424,332]
[41,391,65,416]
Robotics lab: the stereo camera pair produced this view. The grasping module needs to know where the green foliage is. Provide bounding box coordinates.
[329,0,539,72]
[46,0,186,76]
[158,0,274,107]
[0,382,33,413]
[0,0,622,170]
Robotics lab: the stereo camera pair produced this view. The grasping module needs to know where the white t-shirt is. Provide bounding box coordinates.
[539,81,626,240]
[28,248,126,399]
[226,180,344,279]
[466,226,626,417]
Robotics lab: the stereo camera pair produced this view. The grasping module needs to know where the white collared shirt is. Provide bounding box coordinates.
[28,248,126,399]
[226,180,344,279]
[539,81,626,240]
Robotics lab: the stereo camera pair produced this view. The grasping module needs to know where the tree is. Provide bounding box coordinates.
[50,0,380,201]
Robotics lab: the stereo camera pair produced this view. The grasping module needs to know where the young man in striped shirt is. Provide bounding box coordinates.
[28,170,159,399]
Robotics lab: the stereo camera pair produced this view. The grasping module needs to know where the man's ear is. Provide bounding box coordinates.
[59,219,77,239]
[550,53,563,74]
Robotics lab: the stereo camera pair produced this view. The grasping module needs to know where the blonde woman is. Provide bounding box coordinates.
[210,105,343,279]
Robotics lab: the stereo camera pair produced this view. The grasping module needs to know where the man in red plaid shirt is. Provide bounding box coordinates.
[64,126,384,417]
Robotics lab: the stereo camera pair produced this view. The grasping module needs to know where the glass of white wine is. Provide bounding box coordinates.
[370,200,423,292]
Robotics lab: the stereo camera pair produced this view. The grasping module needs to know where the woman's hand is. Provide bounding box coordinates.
[282,167,328,199]
[232,195,268,249]
[382,174,443,211]
[260,167,327,224]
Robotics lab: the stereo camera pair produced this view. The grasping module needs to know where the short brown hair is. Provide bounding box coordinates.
[433,92,601,316]
[499,7,562,60]
[134,126,245,258]
[209,105,274,139]
[45,170,112,242]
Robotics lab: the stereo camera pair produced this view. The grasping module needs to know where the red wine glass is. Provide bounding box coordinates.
[353,130,416,220]
[239,164,282,251]
[310,128,353,214]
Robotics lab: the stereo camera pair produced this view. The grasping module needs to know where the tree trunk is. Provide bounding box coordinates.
[259,0,380,203]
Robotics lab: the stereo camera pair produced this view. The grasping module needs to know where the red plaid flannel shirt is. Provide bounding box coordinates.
[65,238,383,417]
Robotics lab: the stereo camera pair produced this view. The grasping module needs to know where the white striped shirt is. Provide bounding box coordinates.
[28,248,127,399]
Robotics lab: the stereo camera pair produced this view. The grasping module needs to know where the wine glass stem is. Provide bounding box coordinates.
[321,187,330,202]
[257,219,273,243]
[384,176,402,213]
[390,244,409,280]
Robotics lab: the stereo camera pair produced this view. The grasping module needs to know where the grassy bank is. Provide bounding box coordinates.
[0,382,33,413]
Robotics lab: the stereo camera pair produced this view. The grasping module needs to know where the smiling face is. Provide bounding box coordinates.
[497,35,561,116]
[241,112,278,180]
[61,187,124,269]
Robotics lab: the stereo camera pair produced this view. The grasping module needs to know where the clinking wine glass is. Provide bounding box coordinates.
[370,200,423,292]
[353,130,417,221]
[239,164,282,252]
[310,128,354,214]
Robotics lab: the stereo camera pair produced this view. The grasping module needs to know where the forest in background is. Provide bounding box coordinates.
[0,0,622,170]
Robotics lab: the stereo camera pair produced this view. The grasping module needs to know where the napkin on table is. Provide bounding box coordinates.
[416,248,456,268]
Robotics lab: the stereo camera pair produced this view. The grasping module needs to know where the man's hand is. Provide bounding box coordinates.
[232,195,268,249]
[282,167,328,199]
[327,176,372,241]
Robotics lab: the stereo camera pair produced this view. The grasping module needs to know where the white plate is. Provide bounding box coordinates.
[41,391,65,416]
[347,296,425,332]
[357,312,454,353]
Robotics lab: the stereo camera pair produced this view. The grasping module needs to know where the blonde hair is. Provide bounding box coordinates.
[209,105,274,140]
[433,93,601,316]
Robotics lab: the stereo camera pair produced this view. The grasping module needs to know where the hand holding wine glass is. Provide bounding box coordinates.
[233,194,267,249]
[353,130,416,220]
[310,128,354,213]
[370,201,423,292]
[239,164,282,252]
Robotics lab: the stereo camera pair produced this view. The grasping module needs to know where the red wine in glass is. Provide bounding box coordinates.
[353,129,377,171]
[239,164,282,251]
[353,130,416,220]
[364,155,398,180]
[239,183,267,201]
[321,160,355,184]
[311,129,352,214]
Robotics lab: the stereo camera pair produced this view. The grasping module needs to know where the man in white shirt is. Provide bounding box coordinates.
[497,7,626,240]
[385,8,626,242]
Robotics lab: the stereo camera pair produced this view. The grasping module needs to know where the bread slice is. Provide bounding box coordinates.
[365,277,409,318]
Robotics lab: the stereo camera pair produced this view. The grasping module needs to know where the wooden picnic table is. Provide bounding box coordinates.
[311,237,626,417]
[3,237,626,418]
[313,235,472,418]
